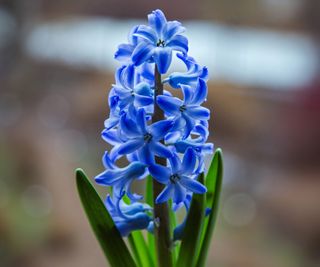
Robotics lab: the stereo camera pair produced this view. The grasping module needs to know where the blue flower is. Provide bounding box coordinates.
[131,9,188,74]
[114,25,140,62]
[157,79,210,138]
[105,195,152,236]
[163,53,208,88]
[116,108,174,164]
[95,153,147,201]
[148,148,207,205]
[113,65,153,110]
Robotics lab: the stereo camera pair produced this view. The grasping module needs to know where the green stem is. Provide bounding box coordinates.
[152,65,174,267]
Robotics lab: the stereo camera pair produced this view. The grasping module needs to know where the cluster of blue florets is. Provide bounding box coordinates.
[95,9,213,237]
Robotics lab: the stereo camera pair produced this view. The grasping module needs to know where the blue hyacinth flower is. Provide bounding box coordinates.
[116,108,174,164]
[163,53,208,88]
[148,148,207,205]
[95,153,147,201]
[105,195,152,236]
[113,65,153,110]
[157,79,210,138]
[131,9,188,74]
[114,25,140,62]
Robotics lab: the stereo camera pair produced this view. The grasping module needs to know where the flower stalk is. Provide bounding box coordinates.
[152,65,174,267]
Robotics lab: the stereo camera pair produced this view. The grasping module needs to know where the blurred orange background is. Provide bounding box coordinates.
[0,1,320,267]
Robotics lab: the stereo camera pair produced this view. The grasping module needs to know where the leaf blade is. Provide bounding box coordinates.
[76,168,137,267]
[196,149,223,267]
[128,231,155,267]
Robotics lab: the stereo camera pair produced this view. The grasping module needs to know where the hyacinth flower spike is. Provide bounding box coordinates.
[76,9,223,267]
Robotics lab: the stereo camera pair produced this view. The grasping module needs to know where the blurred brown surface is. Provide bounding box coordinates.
[1,1,320,267]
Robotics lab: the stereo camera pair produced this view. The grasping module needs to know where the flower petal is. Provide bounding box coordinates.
[156,184,173,204]
[128,25,140,45]
[132,42,154,66]
[182,114,195,139]
[150,141,173,158]
[139,63,154,80]
[181,148,197,175]
[101,129,122,145]
[134,25,157,44]
[138,145,154,165]
[109,145,122,162]
[193,124,209,142]
[165,131,181,143]
[120,114,141,137]
[102,152,115,169]
[191,79,207,105]
[180,176,207,194]
[173,183,186,204]
[148,9,167,36]
[104,117,119,131]
[157,95,182,115]
[171,116,185,132]
[118,96,133,110]
[95,169,123,185]
[164,21,185,40]
[136,108,147,134]
[149,119,173,140]
[135,82,152,96]
[153,47,172,74]
[185,106,210,120]
[148,164,170,184]
[134,94,153,107]
[169,152,182,174]
[180,84,193,104]
[115,44,134,61]
[167,35,188,54]
[122,64,135,89]
[126,161,147,178]
[118,139,144,155]
[114,88,131,101]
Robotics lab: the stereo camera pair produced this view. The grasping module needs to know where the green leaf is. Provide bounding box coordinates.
[176,173,206,267]
[75,168,137,267]
[128,231,154,267]
[196,149,223,267]
[168,200,178,264]
[146,175,157,267]
[205,148,223,208]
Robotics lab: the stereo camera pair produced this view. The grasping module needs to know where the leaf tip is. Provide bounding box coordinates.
[75,168,88,189]
[214,148,223,157]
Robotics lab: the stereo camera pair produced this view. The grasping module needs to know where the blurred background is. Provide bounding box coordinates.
[0,0,320,266]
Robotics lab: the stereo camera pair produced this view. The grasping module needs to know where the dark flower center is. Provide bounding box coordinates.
[170,174,180,184]
[179,105,187,112]
[156,39,166,47]
[144,133,153,143]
